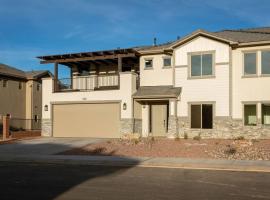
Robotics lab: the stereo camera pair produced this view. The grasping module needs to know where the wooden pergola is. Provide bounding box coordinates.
[37,48,140,91]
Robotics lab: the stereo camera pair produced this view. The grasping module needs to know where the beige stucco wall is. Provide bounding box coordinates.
[232,45,270,119]
[140,54,173,86]
[0,78,26,118]
[42,72,137,120]
[174,36,230,117]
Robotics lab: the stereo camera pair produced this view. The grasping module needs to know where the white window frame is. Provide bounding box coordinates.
[188,51,215,79]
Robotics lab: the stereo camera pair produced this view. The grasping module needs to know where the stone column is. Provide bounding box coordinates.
[167,99,178,138]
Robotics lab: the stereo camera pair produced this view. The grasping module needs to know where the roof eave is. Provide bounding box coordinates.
[169,30,238,49]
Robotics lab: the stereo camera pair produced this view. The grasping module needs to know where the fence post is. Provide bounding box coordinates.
[2,115,10,140]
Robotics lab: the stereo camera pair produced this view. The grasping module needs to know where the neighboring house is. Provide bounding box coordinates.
[39,27,270,139]
[0,63,52,130]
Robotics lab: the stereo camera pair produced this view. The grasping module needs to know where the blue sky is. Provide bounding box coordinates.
[0,0,269,73]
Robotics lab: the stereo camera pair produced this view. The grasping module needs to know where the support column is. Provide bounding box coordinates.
[54,63,59,92]
[2,115,10,140]
[167,99,178,138]
[118,55,122,72]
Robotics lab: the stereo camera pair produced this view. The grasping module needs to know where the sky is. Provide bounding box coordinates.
[0,0,270,73]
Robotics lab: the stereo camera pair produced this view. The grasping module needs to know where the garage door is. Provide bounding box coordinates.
[53,103,120,138]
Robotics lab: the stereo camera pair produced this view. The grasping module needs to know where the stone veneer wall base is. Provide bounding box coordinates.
[178,116,270,139]
[41,119,52,137]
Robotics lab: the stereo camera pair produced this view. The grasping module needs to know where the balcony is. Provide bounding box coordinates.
[56,74,120,92]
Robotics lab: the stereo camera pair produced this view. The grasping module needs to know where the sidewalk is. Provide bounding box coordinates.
[1,154,270,172]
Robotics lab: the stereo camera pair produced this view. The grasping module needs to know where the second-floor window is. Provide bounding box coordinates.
[163,57,171,67]
[3,80,7,87]
[19,82,22,90]
[261,50,270,75]
[37,84,40,91]
[190,53,213,77]
[244,52,257,75]
[145,59,153,69]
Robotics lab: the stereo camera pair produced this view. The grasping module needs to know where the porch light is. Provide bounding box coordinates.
[44,105,48,111]
[123,103,127,110]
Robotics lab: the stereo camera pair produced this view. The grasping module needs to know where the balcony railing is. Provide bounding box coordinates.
[55,74,120,92]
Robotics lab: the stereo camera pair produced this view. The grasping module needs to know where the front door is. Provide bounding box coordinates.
[151,103,168,137]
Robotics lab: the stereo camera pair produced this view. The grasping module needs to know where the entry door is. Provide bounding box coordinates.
[151,104,168,137]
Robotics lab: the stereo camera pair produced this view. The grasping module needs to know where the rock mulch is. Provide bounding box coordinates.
[59,138,270,161]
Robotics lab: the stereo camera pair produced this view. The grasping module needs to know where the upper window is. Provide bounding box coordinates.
[163,57,171,67]
[19,82,22,90]
[37,84,40,91]
[261,51,270,75]
[190,53,213,77]
[244,104,257,126]
[3,80,7,87]
[145,59,153,69]
[244,52,257,75]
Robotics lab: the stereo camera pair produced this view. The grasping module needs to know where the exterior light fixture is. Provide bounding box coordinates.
[44,105,48,111]
[123,103,127,110]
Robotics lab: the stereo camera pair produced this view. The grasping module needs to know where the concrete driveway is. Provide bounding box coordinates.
[0,137,106,156]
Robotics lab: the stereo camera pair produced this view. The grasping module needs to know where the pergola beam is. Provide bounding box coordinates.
[40,53,137,64]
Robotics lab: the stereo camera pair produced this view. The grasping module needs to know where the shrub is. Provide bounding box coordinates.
[174,137,180,141]
[234,136,245,140]
[224,145,237,155]
[184,133,188,139]
[193,135,201,141]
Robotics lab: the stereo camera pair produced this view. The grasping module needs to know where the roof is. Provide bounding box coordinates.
[133,86,182,99]
[0,63,51,80]
[37,48,138,64]
[136,27,270,53]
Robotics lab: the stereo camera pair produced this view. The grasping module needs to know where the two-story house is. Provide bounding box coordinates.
[0,63,52,130]
[39,27,270,139]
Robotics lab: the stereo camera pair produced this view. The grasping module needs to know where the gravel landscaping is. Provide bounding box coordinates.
[58,138,270,161]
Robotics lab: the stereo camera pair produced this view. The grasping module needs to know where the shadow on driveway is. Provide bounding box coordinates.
[0,138,140,200]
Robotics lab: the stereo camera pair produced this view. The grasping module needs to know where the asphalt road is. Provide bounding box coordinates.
[0,162,269,200]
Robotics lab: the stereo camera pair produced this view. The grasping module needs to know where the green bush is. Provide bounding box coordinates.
[193,135,201,141]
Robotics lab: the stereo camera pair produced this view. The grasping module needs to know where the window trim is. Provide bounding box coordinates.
[243,103,258,126]
[144,58,153,70]
[162,56,172,68]
[242,51,258,77]
[188,101,215,129]
[188,51,215,79]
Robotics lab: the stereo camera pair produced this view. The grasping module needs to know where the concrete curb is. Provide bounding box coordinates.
[1,155,270,173]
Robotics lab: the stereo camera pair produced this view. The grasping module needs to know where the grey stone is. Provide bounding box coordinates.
[41,119,52,137]
[167,115,178,138]
[134,119,142,135]
[120,119,133,136]
[178,116,270,139]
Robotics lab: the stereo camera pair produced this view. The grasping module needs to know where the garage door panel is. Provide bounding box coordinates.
[53,103,120,138]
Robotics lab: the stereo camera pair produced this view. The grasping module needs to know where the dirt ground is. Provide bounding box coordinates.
[59,138,270,160]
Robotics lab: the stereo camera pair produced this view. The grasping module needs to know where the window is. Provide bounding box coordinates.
[19,82,22,90]
[261,51,270,75]
[244,104,257,126]
[163,57,171,67]
[191,104,213,129]
[34,115,38,122]
[191,53,213,77]
[145,59,153,68]
[3,80,7,87]
[244,52,257,75]
[262,104,270,125]
[37,84,40,91]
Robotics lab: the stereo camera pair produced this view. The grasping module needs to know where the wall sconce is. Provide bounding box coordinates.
[123,103,127,110]
[44,105,48,111]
